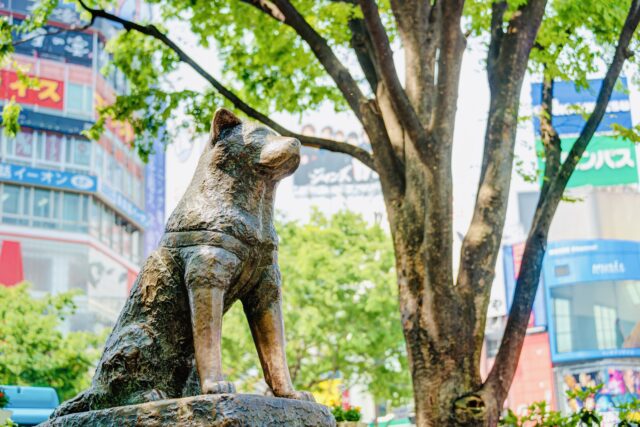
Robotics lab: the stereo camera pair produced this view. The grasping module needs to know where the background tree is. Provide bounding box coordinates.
[0,285,103,401]
[221,210,411,408]
[2,0,640,425]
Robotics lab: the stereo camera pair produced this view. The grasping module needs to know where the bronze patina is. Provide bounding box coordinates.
[53,109,313,418]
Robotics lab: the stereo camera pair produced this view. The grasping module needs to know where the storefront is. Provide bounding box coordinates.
[501,239,640,418]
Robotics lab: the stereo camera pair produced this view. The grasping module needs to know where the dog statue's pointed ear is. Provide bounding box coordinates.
[211,108,242,142]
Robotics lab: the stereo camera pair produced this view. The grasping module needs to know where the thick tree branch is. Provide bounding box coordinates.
[431,0,465,148]
[390,0,435,121]
[482,0,640,408]
[76,0,376,171]
[241,0,368,121]
[457,0,547,298]
[487,1,507,92]
[347,17,379,94]
[454,4,548,414]
[538,73,562,200]
[358,0,429,162]
[241,0,405,196]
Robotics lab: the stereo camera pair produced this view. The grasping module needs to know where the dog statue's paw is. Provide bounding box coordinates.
[201,379,236,394]
[142,389,168,402]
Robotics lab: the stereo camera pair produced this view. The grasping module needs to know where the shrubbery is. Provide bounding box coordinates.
[500,386,640,426]
[332,404,362,422]
[0,284,105,400]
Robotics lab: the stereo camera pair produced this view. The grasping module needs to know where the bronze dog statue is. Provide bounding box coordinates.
[53,108,312,417]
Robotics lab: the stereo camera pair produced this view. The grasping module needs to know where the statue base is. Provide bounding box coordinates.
[39,394,336,427]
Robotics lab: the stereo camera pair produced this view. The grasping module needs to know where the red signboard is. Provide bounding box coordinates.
[0,240,24,287]
[0,70,64,110]
[506,332,555,414]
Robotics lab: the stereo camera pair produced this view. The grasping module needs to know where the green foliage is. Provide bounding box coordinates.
[1,99,21,138]
[332,404,362,422]
[618,398,640,426]
[464,0,637,84]
[500,385,640,427]
[221,210,411,406]
[612,123,640,144]
[0,285,105,401]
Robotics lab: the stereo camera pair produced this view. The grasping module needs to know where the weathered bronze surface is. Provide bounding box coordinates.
[51,109,316,420]
[43,394,336,427]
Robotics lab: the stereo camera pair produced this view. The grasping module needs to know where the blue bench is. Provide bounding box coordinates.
[1,386,59,426]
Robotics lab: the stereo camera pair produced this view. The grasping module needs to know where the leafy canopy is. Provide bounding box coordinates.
[1,0,638,156]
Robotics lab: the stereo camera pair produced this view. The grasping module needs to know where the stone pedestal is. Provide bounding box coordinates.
[39,394,336,427]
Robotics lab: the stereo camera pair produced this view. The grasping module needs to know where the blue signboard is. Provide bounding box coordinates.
[543,240,640,286]
[143,136,166,257]
[532,110,633,137]
[531,78,630,106]
[100,183,147,227]
[543,240,640,363]
[0,162,97,192]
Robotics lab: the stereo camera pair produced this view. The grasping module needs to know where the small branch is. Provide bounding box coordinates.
[358,0,428,163]
[76,0,376,171]
[12,18,95,47]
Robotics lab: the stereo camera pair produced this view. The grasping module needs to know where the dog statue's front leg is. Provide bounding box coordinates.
[243,266,314,402]
[184,246,240,395]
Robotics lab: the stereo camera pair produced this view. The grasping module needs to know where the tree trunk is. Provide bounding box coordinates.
[393,253,488,426]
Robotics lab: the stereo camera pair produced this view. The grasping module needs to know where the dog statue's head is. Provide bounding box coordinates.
[209,108,300,181]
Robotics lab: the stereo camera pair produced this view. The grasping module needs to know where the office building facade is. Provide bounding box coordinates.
[0,0,164,332]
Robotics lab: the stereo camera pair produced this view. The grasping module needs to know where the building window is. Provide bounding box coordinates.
[122,223,132,259]
[94,144,105,177]
[39,132,64,165]
[5,130,35,164]
[554,298,572,353]
[66,83,93,117]
[112,216,122,254]
[33,188,57,228]
[2,184,20,215]
[89,198,101,239]
[132,228,141,264]
[594,305,617,350]
[550,280,640,356]
[22,256,53,294]
[0,184,28,225]
[15,130,34,159]
[66,136,92,170]
[61,193,89,233]
[100,204,113,247]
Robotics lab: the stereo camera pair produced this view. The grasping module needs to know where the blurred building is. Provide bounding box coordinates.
[0,0,165,332]
[485,79,640,424]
